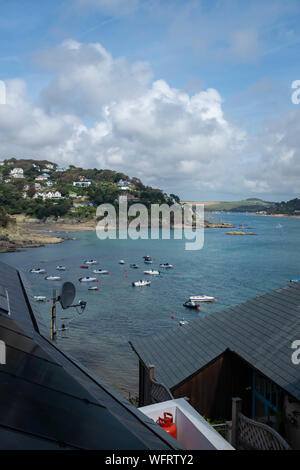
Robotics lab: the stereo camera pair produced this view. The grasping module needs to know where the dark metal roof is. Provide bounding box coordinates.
[0,261,183,450]
[130,283,300,401]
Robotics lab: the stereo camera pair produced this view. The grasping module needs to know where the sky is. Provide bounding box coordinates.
[1,0,300,201]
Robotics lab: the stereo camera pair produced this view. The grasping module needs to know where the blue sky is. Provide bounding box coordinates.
[1,0,300,200]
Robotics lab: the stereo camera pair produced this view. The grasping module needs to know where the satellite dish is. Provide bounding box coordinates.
[59,282,76,309]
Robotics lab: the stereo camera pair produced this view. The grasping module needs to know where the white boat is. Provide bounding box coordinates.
[119,260,125,264]
[79,277,98,283]
[144,259,153,264]
[93,269,109,275]
[179,319,189,326]
[88,286,99,291]
[84,260,99,265]
[56,266,66,271]
[132,280,151,287]
[130,264,140,269]
[34,296,47,302]
[45,276,62,281]
[189,295,215,303]
[159,263,174,269]
[30,268,46,274]
[144,270,160,275]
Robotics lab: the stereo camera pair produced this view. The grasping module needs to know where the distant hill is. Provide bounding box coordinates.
[183,199,274,213]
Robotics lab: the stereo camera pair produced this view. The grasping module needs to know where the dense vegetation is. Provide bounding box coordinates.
[266,198,300,215]
[0,158,180,221]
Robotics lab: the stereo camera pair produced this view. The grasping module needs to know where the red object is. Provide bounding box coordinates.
[171,315,174,319]
[80,266,89,269]
[157,413,177,440]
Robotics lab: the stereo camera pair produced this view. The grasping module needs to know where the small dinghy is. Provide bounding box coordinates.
[183,301,200,310]
[88,286,99,291]
[56,266,66,271]
[79,276,97,283]
[119,260,125,264]
[30,268,46,274]
[93,269,109,275]
[132,280,151,287]
[34,296,47,302]
[159,263,174,269]
[84,260,99,265]
[179,319,189,326]
[45,276,62,281]
[144,270,160,275]
[130,264,140,269]
[80,265,89,269]
[189,295,215,303]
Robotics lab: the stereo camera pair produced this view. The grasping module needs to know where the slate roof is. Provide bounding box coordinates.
[130,283,300,401]
[0,261,183,450]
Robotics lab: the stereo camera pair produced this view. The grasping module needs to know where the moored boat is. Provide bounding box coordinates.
[84,260,99,265]
[189,295,215,303]
[130,264,140,269]
[80,265,89,269]
[93,269,109,275]
[45,276,62,281]
[159,263,174,269]
[30,268,46,274]
[144,270,160,275]
[119,260,125,264]
[56,266,66,271]
[79,277,98,282]
[34,296,47,302]
[88,286,99,291]
[183,301,200,310]
[179,319,189,326]
[132,280,151,287]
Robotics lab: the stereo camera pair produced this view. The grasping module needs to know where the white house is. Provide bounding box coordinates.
[34,191,62,200]
[73,181,92,188]
[10,168,24,179]
[45,163,55,170]
[46,181,53,187]
[34,183,42,190]
[35,175,48,182]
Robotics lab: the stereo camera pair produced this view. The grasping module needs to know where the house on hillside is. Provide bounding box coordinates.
[45,163,55,170]
[73,181,92,188]
[130,282,300,449]
[34,191,62,200]
[10,168,24,179]
[35,175,48,182]
[119,194,139,202]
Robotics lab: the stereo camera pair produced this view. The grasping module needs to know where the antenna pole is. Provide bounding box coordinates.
[51,288,57,340]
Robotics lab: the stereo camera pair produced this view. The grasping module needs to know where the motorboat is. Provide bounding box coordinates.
[143,255,151,259]
[144,270,160,275]
[144,258,153,264]
[84,260,99,265]
[290,279,300,283]
[45,276,62,281]
[34,296,47,302]
[132,280,151,287]
[159,263,174,269]
[79,277,98,283]
[130,264,140,269]
[183,301,200,310]
[179,319,189,326]
[93,269,109,275]
[119,260,125,264]
[189,295,215,303]
[30,268,46,274]
[88,286,99,291]
[56,266,66,271]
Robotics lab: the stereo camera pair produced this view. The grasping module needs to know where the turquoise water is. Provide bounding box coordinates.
[1,213,299,397]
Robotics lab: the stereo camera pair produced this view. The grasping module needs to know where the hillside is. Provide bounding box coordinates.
[0,158,180,221]
[184,198,274,213]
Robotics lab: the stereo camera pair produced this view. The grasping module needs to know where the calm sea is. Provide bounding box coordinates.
[1,213,299,398]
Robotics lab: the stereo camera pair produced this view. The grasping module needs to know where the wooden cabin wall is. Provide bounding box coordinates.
[172,351,252,421]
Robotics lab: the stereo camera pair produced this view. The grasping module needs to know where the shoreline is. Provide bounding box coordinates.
[0,217,234,253]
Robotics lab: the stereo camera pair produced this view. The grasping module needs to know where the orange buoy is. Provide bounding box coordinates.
[157,413,177,440]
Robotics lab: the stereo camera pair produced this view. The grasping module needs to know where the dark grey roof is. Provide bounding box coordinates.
[130,283,300,401]
[0,261,183,450]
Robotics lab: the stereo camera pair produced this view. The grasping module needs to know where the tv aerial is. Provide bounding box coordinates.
[50,282,87,340]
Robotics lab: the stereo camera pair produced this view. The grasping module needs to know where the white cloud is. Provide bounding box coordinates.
[1,39,300,200]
